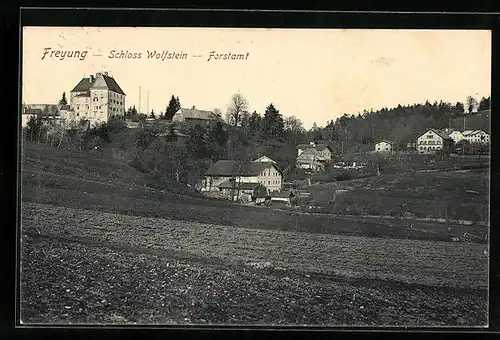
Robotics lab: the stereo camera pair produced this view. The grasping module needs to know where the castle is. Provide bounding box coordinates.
[60,72,126,127]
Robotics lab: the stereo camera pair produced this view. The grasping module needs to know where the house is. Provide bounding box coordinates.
[216,181,261,202]
[296,148,327,172]
[416,128,454,154]
[21,108,42,128]
[445,129,465,143]
[202,160,282,197]
[296,141,333,172]
[374,140,393,152]
[462,130,490,144]
[172,106,219,125]
[296,141,333,161]
[270,189,297,205]
[64,72,126,127]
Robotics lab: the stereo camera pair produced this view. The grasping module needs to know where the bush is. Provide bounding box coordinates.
[336,173,354,181]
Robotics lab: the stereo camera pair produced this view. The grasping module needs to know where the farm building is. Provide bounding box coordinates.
[172,106,219,125]
[445,129,466,143]
[202,159,283,196]
[374,140,393,152]
[296,142,333,172]
[416,128,454,154]
[296,141,333,160]
[270,189,297,205]
[462,130,490,144]
[21,108,42,128]
[296,148,327,172]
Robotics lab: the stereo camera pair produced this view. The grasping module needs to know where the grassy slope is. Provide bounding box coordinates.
[305,169,490,222]
[21,141,488,243]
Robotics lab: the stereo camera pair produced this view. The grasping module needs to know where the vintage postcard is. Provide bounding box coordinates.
[19,26,491,327]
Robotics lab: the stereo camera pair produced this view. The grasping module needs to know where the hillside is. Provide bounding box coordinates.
[450,110,490,133]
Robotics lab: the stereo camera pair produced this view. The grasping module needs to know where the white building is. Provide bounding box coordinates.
[416,128,454,154]
[462,130,490,144]
[374,140,393,152]
[446,130,466,143]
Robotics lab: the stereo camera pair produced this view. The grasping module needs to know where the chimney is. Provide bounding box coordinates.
[192,105,196,110]
[90,75,94,82]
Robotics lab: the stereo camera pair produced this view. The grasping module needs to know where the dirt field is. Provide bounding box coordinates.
[20,202,488,326]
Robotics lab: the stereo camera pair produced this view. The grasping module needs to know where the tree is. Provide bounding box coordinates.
[478,96,491,111]
[59,92,68,106]
[453,102,465,117]
[150,109,155,119]
[253,184,268,199]
[164,95,181,120]
[213,108,223,120]
[466,96,478,114]
[284,116,305,144]
[247,111,262,136]
[261,103,284,139]
[226,92,248,127]
[186,124,209,159]
[25,115,43,141]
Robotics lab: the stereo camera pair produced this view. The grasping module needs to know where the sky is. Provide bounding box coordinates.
[22,27,491,129]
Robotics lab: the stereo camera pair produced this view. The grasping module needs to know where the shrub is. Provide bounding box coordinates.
[336,173,354,181]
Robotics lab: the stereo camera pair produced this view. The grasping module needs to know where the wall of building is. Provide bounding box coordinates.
[375,141,392,152]
[417,130,447,154]
[466,132,489,144]
[257,165,282,193]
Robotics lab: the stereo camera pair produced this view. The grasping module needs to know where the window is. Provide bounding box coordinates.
[428,134,434,138]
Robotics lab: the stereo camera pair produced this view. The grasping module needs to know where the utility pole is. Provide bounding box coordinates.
[139,86,141,114]
[147,89,150,116]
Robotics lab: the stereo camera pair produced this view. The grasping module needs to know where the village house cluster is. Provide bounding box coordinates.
[22,71,491,203]
[373,127,490,155]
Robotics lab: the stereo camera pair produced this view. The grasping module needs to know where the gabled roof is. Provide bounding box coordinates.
[375,139,393,145]
[177,108,217,120]
[297,143,332,151]
[297,143,313,149]
[206,160,281,176]
[315,144,332,151]
[463,129,488,136]
[71,73,126,95]
[71,78,91,93]
[23,108,42,115]
[217,181,260,190]
[418,128,453,141]
[297,148,323,160]
[254,156,277,163]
